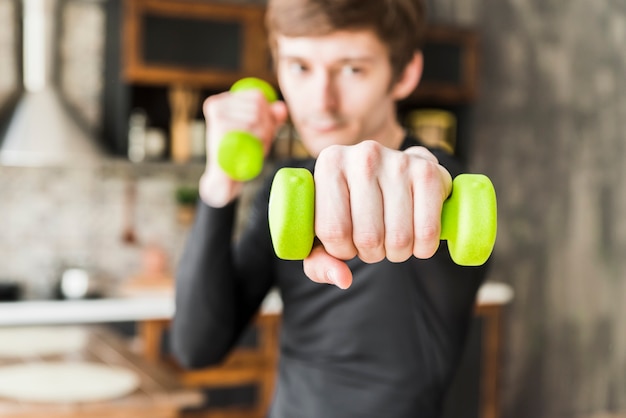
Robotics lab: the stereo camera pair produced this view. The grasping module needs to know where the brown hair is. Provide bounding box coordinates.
[266,0,427,81]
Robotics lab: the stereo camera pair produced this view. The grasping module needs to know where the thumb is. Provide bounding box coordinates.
[303,244,353,289]
[270,101,289,126]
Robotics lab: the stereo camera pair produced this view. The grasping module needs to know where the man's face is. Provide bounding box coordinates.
[276,30,402,157]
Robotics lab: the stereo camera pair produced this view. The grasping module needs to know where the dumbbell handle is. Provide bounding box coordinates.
[217,78,278,181]
[268,168,497,266]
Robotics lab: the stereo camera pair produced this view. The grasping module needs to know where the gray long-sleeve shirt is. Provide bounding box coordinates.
[172,136,488,418]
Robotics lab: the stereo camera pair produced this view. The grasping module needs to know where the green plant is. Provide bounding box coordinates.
[175,185,199,206]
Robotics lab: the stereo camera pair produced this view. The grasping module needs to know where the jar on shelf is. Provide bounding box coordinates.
[405,109,456,155]
[127,108,148,163]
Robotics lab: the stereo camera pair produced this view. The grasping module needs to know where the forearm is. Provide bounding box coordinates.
[171,200,240,368]
[198,167,244,208]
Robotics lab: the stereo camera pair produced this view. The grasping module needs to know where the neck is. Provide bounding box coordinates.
[370,110,406,150]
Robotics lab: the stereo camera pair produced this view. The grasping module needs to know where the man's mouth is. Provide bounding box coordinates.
[305,117,343,133]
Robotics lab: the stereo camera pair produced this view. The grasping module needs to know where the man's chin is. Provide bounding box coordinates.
[300,130,357,154]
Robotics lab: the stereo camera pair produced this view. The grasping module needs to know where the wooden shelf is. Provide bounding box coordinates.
[411,24,480,105]
[121,1,477,106]
[122,0,275,89]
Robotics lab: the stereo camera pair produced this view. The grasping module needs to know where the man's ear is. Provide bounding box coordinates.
[391,52,423,100]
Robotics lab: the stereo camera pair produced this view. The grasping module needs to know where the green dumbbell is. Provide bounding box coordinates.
[217,78,278,182]
[268,168,497,266]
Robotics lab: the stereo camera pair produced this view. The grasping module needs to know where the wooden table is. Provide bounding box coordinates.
[0,326,204,418]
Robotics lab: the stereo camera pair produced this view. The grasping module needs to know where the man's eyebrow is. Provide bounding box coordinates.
[336,57,377,64]
[278,55,377,63]
[277,55,306,61]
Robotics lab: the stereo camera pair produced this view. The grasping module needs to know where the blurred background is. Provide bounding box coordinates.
[0,0,625,417]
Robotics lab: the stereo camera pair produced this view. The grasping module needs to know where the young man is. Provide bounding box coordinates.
[172,0,488,416]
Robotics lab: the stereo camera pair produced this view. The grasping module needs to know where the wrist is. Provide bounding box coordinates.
[199,168,243,207]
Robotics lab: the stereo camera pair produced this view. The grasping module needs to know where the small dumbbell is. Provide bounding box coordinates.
[268,168,497,266]
[217,78,278,181]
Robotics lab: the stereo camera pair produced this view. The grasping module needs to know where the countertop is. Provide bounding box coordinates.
[0,282,513,327]
[0,295,176,326]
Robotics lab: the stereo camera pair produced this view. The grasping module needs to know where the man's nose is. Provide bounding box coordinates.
[310,72,339,113]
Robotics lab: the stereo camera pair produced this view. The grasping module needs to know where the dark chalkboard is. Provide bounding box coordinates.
[422,42,463,85]
[142,13,242,71]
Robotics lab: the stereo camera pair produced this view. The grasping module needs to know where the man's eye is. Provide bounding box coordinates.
[289,62,308,73]
[342,65,363,75]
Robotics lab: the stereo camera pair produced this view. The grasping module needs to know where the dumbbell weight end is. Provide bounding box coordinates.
[217,131,265,182]
[230,77,278,103]
[440,174,497,266]
[268,168,316,260]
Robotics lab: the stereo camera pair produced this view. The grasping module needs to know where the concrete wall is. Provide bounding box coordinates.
[430,0,626,416]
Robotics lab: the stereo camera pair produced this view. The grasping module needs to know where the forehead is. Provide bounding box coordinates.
[275,30,389,63]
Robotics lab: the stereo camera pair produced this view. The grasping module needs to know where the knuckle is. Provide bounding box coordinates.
[416,224,440,243]
[397,152,412,170]
[355,141,382,178]
[353,231,383,251]
[386,229,413,250]
[317,145,344,170]
[412,159,439,183]
[316,223,351,246]
[356,139,382,154]
[242,105,262,127]
[406,145,439,163]
[388,153,411,179]
[413,225,440,259]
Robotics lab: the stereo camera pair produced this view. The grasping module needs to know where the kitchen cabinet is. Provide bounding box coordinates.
[0,326,203,418]
[68,0,481,163]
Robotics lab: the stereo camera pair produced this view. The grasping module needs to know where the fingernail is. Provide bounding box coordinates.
[326,269,339,287]
[326,269,348,289]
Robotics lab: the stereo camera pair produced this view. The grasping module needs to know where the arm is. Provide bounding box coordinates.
[171,191,277,369]
[171,201,240,368]
[170,89,287,369]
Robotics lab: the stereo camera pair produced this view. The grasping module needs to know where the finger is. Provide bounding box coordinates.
[404,145,440,163]
[411,160,452,259]
[347,147,385,263]
[380,153,414,263]
[314,149,358,260]
[270,101,289,127]
[223,91,268,129]
[203,92,258,137]
[257,101,288,152]
[303,244,353,289]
